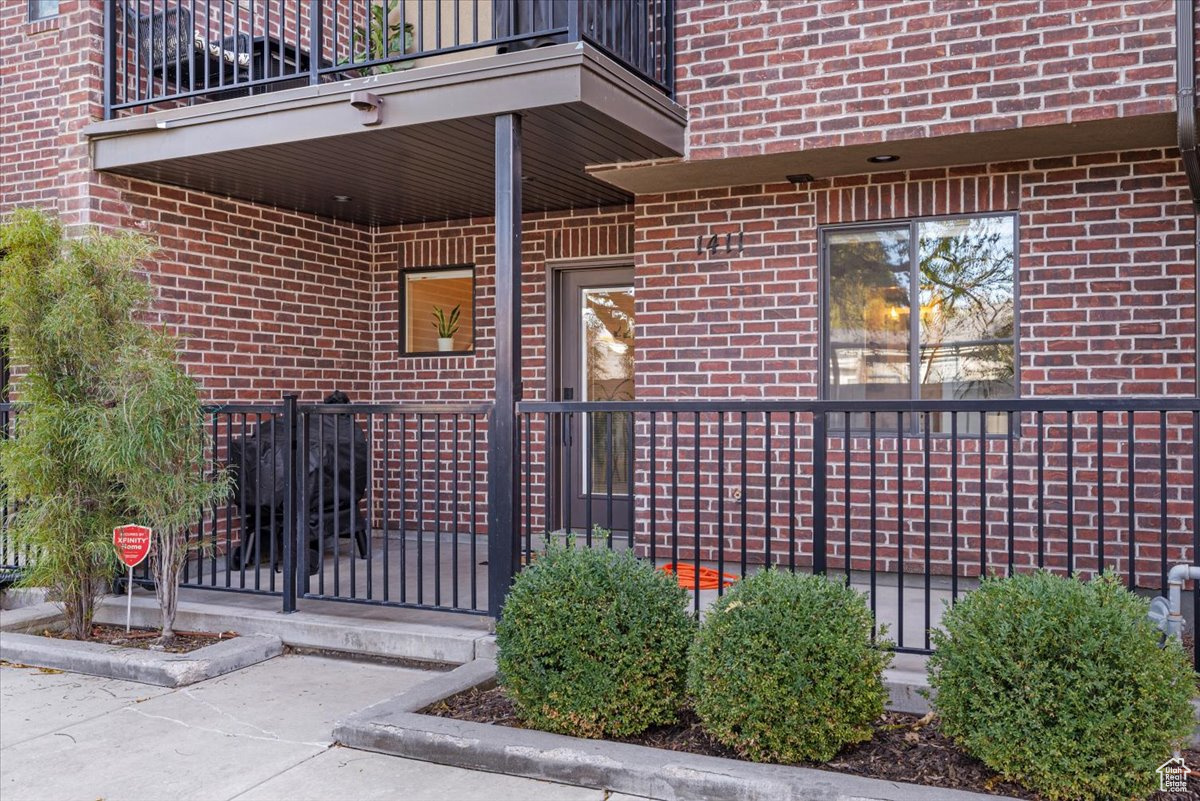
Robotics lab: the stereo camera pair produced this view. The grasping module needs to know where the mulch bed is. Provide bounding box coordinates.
[43,625,237,654]
[426,685,1200,800]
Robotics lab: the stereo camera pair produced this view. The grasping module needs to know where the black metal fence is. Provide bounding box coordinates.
[0,403,23,586]
[517,397,1200,662]
[170,402,296,599]
[0,398,490,614]
[104,0,676,117]
[294,402,489,613]
[3,395,1199,666]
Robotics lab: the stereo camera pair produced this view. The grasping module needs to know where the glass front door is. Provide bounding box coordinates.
[557,267,634,537]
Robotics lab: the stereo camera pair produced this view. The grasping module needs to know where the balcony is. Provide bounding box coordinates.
[88,1,684,224]
[106,1,674,114]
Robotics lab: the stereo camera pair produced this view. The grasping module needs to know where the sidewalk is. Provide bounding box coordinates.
[0,653,642,801]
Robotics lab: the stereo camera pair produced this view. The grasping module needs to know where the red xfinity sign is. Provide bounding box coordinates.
[112,524,152,568]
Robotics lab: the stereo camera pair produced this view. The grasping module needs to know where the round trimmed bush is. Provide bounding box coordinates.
[495,543,693,738]
[929,572,1195,801]
[688,569,891,763]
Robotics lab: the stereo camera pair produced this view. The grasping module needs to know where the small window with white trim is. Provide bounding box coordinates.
[399,266,475,356]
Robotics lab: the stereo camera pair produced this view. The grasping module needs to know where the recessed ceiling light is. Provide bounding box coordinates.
[867,154,899,164]
[333,195,352,203]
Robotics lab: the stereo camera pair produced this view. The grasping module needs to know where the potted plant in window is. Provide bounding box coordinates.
[433,304,461,352]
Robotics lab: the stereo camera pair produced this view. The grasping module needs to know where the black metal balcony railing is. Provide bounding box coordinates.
[103,1,676,118]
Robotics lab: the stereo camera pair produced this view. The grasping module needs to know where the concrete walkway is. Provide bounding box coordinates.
[0,654,642,801]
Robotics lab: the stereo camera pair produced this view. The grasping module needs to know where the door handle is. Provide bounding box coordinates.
[562,388,575,446]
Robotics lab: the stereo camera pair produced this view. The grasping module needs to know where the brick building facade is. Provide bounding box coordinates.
[2,1,1198,633]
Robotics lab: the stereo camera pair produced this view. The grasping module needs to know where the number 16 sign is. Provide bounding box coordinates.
[113,524,152,632]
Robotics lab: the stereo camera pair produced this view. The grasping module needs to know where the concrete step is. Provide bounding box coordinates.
[0,587,47,611]
[87,595,494,667]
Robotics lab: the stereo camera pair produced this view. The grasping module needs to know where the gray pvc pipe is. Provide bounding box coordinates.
[1166,564,1200,640]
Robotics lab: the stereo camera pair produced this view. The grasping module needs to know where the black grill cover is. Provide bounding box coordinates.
[302,414,368,517]
[230,412,370,568]
[229,417,291,507]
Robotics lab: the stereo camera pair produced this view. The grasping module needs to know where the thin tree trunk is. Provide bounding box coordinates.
[157,577,176,640]
[152,533,182,640]
[65,586,86,640]
[61,581,97,640]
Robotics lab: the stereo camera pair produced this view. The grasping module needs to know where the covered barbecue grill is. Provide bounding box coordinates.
[229,394,369,574]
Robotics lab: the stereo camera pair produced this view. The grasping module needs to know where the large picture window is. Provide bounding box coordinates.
[399,266,475,356]
[822,215,1016,433]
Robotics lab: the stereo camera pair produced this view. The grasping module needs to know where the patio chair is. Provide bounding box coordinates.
[137,7,251,78]
[494,0,569,52]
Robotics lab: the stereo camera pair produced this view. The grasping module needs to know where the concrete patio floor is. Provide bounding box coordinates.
[183,531,963,652]
[0,653,646,801]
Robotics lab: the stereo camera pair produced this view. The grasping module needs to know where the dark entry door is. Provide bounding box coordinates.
[556,267,635,538]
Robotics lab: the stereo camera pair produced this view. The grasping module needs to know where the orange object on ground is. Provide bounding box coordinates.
[660,563,739,590]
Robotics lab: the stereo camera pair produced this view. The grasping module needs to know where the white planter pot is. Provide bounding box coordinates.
[437,337,454,352]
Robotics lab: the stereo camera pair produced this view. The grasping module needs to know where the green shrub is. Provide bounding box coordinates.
[688,569,891,763]
[0,210,226,642]
[495,542,693,738]
[929,572,1195,801]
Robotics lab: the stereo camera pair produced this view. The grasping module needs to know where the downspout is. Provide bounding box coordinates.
[1153,0,1200,639]
[1178,0,1200,395]
[1149,7,1200,761]
[1174,0,1200,661]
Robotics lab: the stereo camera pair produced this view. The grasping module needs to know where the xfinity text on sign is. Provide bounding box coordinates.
[113,524,152,568]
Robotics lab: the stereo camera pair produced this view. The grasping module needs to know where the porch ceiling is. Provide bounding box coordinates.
[84,44,685,226]
[587,113,1176,194]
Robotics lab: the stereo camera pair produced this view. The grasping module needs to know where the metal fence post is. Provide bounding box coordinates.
[309,1,322,86]
[566,0,581,42]
[281,394,298,613]
[811,409,827,575]
[664,0,676,98]
[487,113,523,618]
[103,0,117,119]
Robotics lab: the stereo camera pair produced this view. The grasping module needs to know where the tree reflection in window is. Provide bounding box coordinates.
[918,217,1015,432]
[826,216,1015,434]
[582,288,634,493]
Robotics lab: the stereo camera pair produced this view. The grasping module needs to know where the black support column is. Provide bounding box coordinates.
[487,113,523,618]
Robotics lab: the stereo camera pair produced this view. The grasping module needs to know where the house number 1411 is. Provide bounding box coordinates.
[697,231,744,255]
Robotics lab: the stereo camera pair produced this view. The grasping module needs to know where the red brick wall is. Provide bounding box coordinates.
[89,177,376,404]
[371,207,635,404]
[4,0,1197,613]
[632,148,1196,599]
[369,207,635,543]
[636,181,820,399]
[1,2,72,211]
[354,149,1196,602]
[3,2,374,404]
[675,0,1178,159]
[636,149,1196,399]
